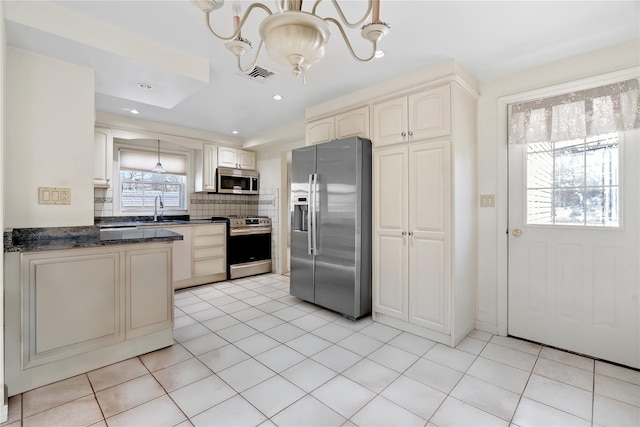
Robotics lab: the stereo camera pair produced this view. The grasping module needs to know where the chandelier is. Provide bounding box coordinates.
[195,0,390,82]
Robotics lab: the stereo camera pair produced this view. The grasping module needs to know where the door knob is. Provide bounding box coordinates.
[512,228,523,237]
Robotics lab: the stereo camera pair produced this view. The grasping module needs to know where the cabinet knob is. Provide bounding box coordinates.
[401,231,407,236]
[408,231,414,236]
[401,132,407,137]
[408,131,414,137]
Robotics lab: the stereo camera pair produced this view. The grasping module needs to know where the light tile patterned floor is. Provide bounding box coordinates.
[3,273,639,427]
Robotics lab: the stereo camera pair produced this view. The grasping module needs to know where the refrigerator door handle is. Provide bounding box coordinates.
[311,173,318,255]
[307,174,313,255]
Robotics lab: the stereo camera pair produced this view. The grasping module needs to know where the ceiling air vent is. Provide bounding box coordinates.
[239,65,278,83]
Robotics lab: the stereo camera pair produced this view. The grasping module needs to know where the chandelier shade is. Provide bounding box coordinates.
[196,0,390,82]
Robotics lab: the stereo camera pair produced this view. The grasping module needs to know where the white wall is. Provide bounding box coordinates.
[475,39,640,334]
[0,2,6,422]
[255,139,305,274]
[5,48,95,228]
[255,140,304,191]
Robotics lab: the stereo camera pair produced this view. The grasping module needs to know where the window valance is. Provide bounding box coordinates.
[508,78,640,144]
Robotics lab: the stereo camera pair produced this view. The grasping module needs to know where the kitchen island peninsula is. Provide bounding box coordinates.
[3,225,182,395]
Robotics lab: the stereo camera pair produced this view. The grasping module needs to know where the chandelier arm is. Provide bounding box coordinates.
[204,3,273,41]
[324,18,377,62]
[235,39,265,74]
[311,0,322,14]
[317,0,372,29]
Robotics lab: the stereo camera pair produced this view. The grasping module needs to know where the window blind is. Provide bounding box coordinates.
[119,148,187,175]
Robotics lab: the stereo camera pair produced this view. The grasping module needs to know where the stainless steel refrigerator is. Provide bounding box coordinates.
[290,136,372,319]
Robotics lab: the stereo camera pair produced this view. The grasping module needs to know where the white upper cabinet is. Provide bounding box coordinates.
[194,143,218,192]
[306,106,369,145]
[306,117,335,145]
[336,106,370,140]
[373,85,451,147]
[93,127,113,188]
[203,144,217,189]
[218,146,256,170]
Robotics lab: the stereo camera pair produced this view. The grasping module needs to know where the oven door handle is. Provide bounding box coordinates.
[229,226,272,236]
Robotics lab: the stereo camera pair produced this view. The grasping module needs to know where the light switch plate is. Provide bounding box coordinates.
[39,187,71,205]
[480,194,495,208]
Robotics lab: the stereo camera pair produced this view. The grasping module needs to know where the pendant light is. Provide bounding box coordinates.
[152,139,165,173]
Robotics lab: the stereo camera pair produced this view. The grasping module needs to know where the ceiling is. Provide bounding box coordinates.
[5,1,640,144]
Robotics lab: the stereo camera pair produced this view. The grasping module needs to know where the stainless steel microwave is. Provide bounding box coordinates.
[217,167,259,194]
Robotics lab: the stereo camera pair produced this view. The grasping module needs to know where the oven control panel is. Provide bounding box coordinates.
[229,217,272,227]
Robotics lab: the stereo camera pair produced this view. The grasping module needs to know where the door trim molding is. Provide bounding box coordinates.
[496,67,640,336]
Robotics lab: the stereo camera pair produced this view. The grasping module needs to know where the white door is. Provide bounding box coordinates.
[508,130,639,368]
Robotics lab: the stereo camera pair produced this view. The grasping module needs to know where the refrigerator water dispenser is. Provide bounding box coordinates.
[292,198,308,232]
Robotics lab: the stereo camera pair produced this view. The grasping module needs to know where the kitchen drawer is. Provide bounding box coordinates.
[193,246,224,260]
[193,258,225,276]
[193,224,225,237]
[193,234,225,248]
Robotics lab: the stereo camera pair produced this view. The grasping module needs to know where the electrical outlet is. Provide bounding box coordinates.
[39,187,71,205]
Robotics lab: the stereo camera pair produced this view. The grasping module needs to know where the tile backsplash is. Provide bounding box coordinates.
[93,189,260,219]
[189,193,259,219]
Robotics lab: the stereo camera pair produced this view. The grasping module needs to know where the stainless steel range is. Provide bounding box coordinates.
[220,216,272,280]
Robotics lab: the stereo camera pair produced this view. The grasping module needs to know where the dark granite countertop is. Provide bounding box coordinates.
[95,216,227,229]
[4,225,183,253]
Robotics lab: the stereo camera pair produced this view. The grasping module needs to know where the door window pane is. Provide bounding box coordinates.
[526,133,619,227]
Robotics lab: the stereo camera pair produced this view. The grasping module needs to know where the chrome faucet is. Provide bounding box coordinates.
[153,195,164,222]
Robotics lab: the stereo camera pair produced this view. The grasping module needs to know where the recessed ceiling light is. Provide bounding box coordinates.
[130,109,140,115]
[231,130,239,134]
[375,50,385,59]
[273,94,283,101]
[137,83,154,90]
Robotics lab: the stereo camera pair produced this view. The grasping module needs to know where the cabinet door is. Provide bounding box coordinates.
[93,128,113,187]
[407,140,451,333]
[126,246,173,339]
[372,96,408,147]
[306,117,335,145]
[218,146,238,168]
[20,250,123,368]
[335,106,369,139]
[237,149,256,169]
[408,85,451,141]
[164,226,193,284]
[373,146,409,320]
[203,144,217,190]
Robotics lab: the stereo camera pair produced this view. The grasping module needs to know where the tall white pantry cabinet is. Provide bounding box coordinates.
[372,79,478,347]
[304,63,479,347]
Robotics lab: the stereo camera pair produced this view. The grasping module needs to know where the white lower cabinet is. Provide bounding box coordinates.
[192,224,226,281]
[165,223,226,289]
[125,246,173,339]
[164,226,193,286]
[4,242,174,395]
[373,141,451,335]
